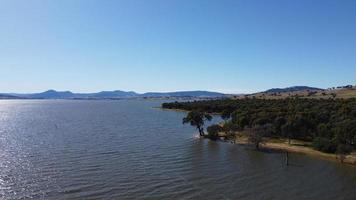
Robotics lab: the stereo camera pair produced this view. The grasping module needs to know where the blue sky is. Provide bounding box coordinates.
[0,0,355,93]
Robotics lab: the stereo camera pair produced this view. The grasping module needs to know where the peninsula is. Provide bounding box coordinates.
[162,85,356,165]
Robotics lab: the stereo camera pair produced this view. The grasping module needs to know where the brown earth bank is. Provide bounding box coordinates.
[223,134,356,166]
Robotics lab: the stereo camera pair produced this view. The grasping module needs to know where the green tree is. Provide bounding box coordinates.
[281,121,296,144]
[223,121,238,143]
[221,109,232,121]
[207,124,223,140]
[165,97,356,154]
[312,137,337,153]
[337,144,353,155]
[248,124,272,150]
[273,116,287,136]
[183,110,212,136]
[232,111,249,130]
[334,120,356,146]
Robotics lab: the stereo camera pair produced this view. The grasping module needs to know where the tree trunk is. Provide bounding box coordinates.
[255,142,259,150]
[198,126,204,136]
[288,137,291,145]
[285,151,289,166]
[339,154,345,163]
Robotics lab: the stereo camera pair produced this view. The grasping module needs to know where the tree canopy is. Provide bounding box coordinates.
[164,98,356,154]
[182,110,212,136]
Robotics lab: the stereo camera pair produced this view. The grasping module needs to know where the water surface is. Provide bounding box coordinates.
[0,100,355,199]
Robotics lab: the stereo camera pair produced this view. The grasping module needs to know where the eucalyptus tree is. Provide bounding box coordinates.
[183,110,212,136]
[248,124,272,150]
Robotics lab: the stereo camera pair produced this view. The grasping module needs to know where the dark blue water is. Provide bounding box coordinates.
[0,100,355,200]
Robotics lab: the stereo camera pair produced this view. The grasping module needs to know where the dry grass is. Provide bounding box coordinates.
[234,87,356,100]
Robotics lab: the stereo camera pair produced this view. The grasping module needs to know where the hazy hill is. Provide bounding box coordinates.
[29,90,75,99]
[265,86,324,93]
[242,85,356,99]
[88,91,138,98]
[0,94,25,99]
[0,90,225,99]
[141,91,225,98]
[26,90,139,99]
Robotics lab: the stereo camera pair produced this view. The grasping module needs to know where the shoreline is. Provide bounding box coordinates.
[232,135,356,166]
[158,107,222,115]
[161,107,356,166]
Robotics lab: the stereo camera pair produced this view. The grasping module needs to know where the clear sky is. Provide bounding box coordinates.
[0,0,355,93]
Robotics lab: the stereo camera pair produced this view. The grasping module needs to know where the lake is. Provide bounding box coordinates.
[0,100,356,200]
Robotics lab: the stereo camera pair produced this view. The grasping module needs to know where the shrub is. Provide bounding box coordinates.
[223,121,239,142]
[312,137,337,153]
[207,125,223,140]
[336,144,353,155]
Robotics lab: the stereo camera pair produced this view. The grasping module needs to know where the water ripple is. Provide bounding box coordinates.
[0,100,356,200]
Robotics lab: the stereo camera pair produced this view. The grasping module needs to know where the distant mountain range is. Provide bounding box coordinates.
[0,90,226,99]
[264,86,324,93]
[142,91,225,98]
[1,86,341,100]
[0,94,23,99]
